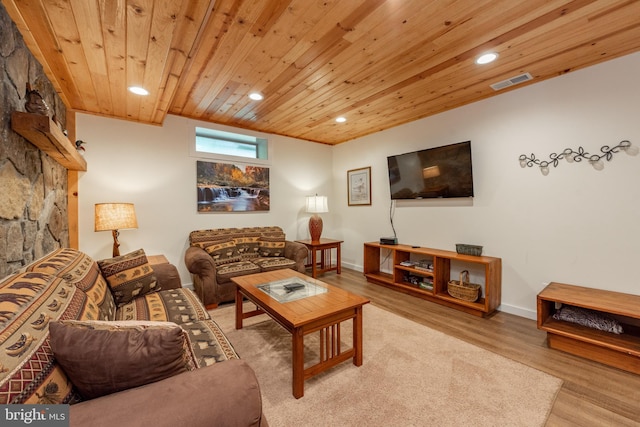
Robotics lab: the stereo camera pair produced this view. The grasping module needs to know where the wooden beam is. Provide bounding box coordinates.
[66,111,79,250]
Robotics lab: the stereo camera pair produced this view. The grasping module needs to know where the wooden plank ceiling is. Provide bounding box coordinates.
[3,0,640,145]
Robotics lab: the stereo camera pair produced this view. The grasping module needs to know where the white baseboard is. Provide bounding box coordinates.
[343,261,362,272]
[497,304,536,320]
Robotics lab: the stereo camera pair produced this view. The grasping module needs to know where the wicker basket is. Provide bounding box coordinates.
[447,270,481,302]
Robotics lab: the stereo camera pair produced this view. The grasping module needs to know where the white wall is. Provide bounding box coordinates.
[333,52,640,318]
[76,114,333,282]
[77,52,640,320]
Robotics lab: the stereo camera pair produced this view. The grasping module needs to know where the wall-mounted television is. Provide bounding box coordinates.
[387,141,474,200]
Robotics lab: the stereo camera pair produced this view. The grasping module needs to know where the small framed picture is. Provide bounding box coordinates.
[347,166,371,206]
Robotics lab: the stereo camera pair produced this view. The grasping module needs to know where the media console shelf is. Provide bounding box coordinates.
[363,242,501,317]
[537,282,640,374]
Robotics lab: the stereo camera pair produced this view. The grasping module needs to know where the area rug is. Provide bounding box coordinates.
[212,303,562,427]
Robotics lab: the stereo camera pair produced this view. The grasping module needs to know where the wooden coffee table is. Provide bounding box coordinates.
[232,269,369,398]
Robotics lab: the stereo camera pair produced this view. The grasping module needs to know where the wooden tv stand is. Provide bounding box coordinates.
[537,282,640,374]
[363,242,501,317]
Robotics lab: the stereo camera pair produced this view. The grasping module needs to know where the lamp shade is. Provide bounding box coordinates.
[305,195,328,214]
[95,203,138,231]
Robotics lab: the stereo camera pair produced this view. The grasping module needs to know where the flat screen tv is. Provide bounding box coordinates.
[387,141,473,200]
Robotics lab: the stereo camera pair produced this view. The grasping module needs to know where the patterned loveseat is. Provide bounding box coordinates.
[185,226,307,308]
[0,248,266,427]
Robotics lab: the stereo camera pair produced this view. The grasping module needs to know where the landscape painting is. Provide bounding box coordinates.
[197,160,270,212]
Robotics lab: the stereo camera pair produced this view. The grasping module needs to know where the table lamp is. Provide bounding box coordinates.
[305,195,328,242]
[95,203,138,257]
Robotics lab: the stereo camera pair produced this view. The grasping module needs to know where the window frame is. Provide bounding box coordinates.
[189,124,271,165]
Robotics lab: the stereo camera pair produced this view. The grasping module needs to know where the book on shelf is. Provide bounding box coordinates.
[415,259,433,271]
[418,282,433,290]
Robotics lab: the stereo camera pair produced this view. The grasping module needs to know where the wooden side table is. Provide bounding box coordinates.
[295,238,343,278]
[147,254,169,265]
[147,254,182,290]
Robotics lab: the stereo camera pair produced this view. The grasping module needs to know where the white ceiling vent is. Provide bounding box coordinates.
[490,72,533,91]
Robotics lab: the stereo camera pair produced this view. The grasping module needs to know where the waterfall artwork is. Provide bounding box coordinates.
[197,160,270,212]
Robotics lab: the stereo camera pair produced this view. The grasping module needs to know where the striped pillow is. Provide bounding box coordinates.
[233,236,261,258]
[201,240,241,265]
[258,235,286,257]
[97,249,159,306]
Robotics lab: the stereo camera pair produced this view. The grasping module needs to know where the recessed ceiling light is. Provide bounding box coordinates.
[476,52,498,65]
[335,117,347,123]
[128,86,149,96]
[249,92,264,101]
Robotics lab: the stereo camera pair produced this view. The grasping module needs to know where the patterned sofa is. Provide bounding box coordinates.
[0,248,266,427]
[185,226,307,308]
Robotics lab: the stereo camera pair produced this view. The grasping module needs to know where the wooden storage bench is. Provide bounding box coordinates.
[537,282,640,374]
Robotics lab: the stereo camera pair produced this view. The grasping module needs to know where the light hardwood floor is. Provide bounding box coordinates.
[316,268,640,426]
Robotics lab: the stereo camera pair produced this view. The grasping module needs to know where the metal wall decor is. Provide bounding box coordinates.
[519,140,635,175]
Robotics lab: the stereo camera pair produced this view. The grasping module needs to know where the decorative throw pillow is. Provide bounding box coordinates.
[258,235,286,257]
[97,249,159,306]
[233,236,261,257]
[553,305,624,334]
[202,239,241,265]
[49,320,198,400]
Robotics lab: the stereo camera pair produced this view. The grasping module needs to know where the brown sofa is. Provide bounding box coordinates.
[185,226,307,307]
[0,248,266,427]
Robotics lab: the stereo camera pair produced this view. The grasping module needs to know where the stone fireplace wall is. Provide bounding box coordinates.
[0,3,69,278]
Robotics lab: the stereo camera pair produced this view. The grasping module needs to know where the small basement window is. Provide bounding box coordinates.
[194,127,268,161]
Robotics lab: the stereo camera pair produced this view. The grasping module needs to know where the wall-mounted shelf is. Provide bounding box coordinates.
[364,242,501,317]
[11,111,87,171]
